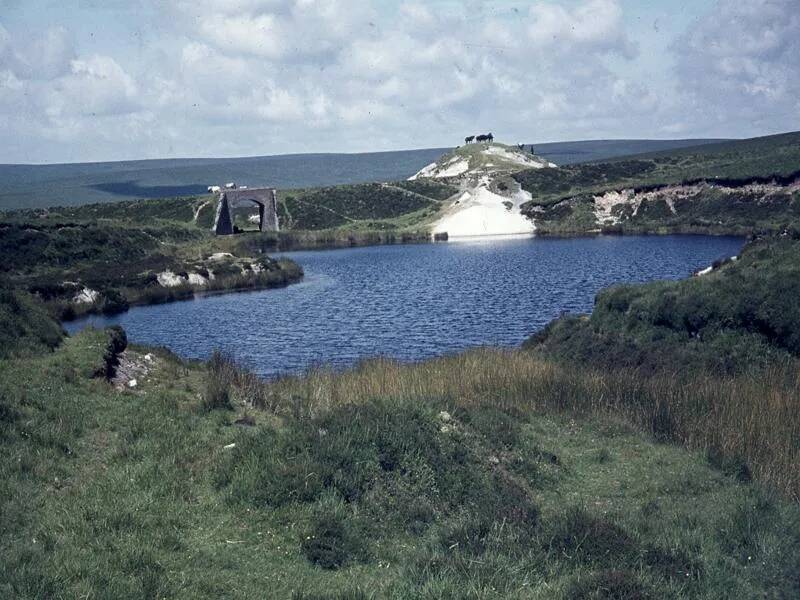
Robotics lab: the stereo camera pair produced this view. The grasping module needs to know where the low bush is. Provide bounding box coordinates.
[642,544,703,581]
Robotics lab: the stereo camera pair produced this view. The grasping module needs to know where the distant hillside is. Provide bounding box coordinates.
[532,138,729,166]
[516,130,800,235]
[0,139,726,210]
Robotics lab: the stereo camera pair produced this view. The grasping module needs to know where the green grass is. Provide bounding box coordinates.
[2,130,799,246]
[277,182,443,231]
[4,132,800,599]
[1,196,211,229]
[1,329,799,598]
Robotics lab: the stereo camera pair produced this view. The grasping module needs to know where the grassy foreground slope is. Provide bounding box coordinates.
[1,322,799,598]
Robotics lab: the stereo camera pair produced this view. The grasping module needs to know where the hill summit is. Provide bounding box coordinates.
[409,142,556,180]
[409,141,556,237]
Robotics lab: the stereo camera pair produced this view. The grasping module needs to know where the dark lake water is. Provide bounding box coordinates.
[64,235,744,378]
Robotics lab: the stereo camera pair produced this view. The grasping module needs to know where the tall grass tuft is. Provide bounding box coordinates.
[203,350,237,411]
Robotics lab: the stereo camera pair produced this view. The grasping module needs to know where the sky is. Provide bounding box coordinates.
[0,0,797,163]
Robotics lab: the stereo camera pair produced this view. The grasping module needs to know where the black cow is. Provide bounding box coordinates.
[465,135,475,144]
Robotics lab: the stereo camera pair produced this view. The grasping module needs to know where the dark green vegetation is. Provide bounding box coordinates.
[1,318,798,598]
[516,131,800,234]
[0,175,457,318]
[276,181,455,231]
[524,235,800,501]
[0,219,302,320]
[527,235,800,374]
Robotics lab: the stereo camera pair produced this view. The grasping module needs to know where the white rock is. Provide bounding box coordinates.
[156,271,186,287]
[73,287,100,304]
[696,265,713,276]
[128,379,138,388]
[432,178,535,238]
[482,145,554,168]
[187,273,207,286]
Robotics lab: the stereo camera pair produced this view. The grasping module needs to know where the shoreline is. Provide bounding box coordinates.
[57,225,753,324]
[244,224,752,252]
[57,264,304,323]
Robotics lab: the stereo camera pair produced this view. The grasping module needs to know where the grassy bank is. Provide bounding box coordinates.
[515,132,800,208]
[0,328,798,598]
[527,235,800,375]
[3,225,800,596]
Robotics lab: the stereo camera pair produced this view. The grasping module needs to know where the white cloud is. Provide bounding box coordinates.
[2,0,795,163]
[59,56,139,116]
[0,24,76,80]
[673,0,800,134]
[527,0,637,58]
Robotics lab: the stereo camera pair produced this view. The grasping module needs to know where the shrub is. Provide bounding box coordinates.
[0,288,64,358]
[203,350,236,411]
[0,391,19,426]
[98,289,129,315]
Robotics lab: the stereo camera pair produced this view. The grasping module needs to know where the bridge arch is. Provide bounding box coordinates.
[212,188,279,235]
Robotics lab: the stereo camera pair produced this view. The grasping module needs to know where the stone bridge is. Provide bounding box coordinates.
[212,187,280,235]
